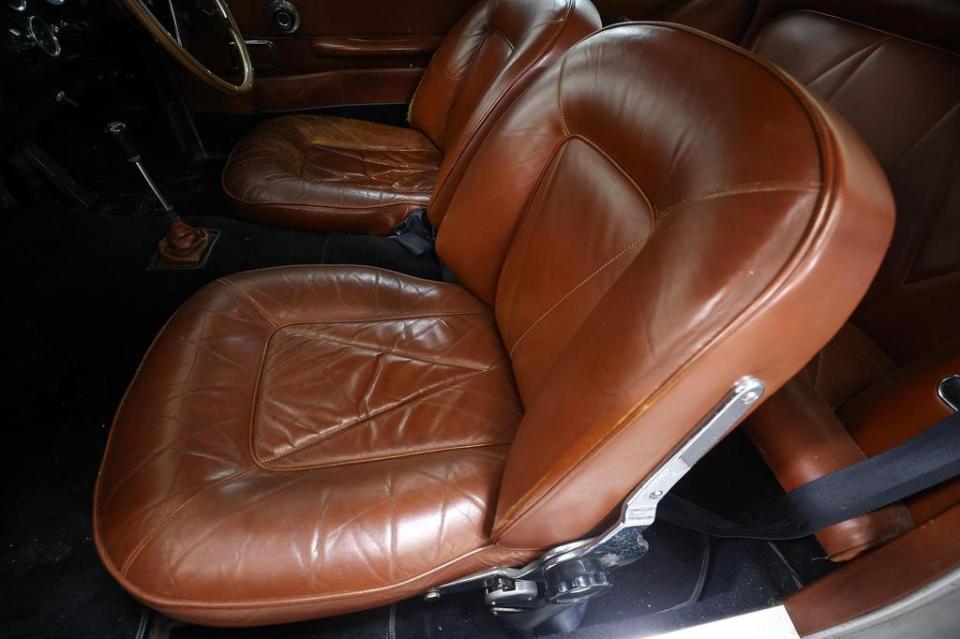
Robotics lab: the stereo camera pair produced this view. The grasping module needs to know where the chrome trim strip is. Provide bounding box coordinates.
[938,375,959,413]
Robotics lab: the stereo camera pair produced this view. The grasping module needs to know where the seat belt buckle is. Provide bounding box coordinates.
[393,208,436,255]
[392,208,435,256]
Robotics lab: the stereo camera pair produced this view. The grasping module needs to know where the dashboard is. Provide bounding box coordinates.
[0,0,134,149]
[3,0,83,59]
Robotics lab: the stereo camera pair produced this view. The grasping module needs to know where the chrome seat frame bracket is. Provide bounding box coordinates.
[425,376,766,603]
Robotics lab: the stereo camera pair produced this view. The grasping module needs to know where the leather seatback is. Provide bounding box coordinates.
[409,0,601,226]
[436,23,894,549]
[749,9,960,362]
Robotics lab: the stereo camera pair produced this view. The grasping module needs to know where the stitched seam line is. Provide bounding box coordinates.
[805,38,887,87]
[258,365,500,464]
[657,181,822,218]
[120,467,254,575]
[822,37,890,101]
[215,279,278,328]
[229,195,430,211]
[569,134,658,215]
[276,327,493,371]
[114,543,531,610]
[261,441,515,473]
[508,237,645,356]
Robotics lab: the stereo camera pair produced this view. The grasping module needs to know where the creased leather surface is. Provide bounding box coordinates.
[436,23,893,548]
[99,24,893,625]
[222,0,600,235]
[94,266,530,625]
[222,116,440,234]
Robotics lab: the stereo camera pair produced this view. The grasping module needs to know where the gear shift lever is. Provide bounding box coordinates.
[105,121,218,269]
[105,121,175,216]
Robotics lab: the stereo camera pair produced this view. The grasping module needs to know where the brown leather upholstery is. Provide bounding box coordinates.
[223,116,441,235]
[222,0,601,234]
[96,24,894,625]
[725,6,960,561]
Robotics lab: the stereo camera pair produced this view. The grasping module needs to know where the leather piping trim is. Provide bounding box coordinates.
[218,263,470,289]
[254,441,515,473]
[492,21,848,538]
[95,541,533,613]
[222,188,432,211]
[112,441,515,577]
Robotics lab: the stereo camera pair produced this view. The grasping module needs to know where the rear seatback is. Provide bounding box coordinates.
[594,0,960,560]
[743,5,960,561]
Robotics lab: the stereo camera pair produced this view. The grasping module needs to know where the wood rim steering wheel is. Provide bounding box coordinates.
[120,0,254,95]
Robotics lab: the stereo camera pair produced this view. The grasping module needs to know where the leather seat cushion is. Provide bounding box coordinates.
[93,266,532,625]
[222,116,441,235]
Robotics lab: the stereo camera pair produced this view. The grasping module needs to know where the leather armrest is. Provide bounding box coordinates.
[311,36,441,57]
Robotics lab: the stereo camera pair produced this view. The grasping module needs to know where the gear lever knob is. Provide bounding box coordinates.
[105,121,141,163]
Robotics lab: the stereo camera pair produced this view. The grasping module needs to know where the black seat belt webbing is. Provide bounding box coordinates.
[392,208,435,256]
[659,410,960,540]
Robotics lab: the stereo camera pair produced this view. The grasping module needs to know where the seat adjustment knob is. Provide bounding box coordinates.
[544,557,612,604]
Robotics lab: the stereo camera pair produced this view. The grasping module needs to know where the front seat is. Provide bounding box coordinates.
[95,24,894,626]
[221,0,601,235]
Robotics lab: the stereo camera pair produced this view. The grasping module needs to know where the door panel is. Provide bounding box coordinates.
[180,0,475,114]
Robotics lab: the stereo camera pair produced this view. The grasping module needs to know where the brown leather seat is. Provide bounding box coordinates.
[221,0,601,235]
[650,1,960,562]
[95,24,893,626]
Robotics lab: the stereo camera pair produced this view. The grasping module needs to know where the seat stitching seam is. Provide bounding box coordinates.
[820,37,890,102]
[889,101,960,170]
[257,365,503,465]
[508,237,645,356]
[657,181,822,218]
[111,543,532,609]
[804,38,888,88]
[277,327,494,371]
[227,196,430,211]
[898,152,960,285]
[259,441,515,473]
[261,312,491,328]
[215,279,279,328]
[120,466,255,576]
[557,50,570,136]
[569,134,657,215]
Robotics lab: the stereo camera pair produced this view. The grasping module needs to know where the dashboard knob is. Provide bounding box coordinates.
[269,0,300,33]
